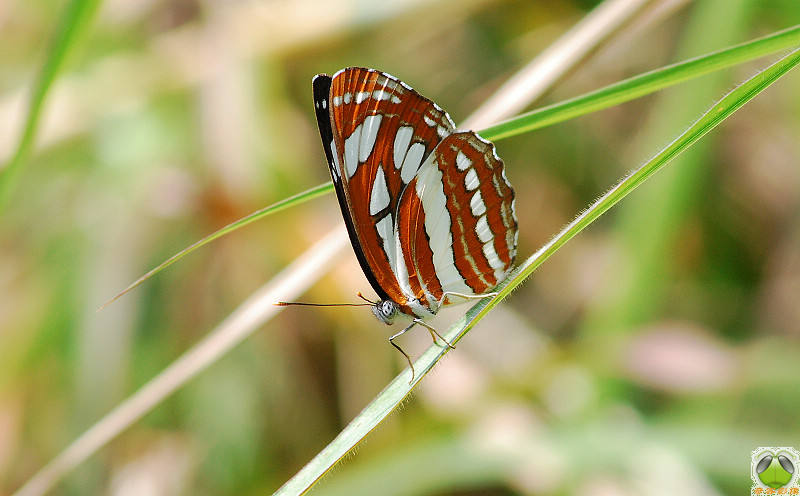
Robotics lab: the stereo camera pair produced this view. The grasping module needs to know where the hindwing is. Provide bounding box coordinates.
[397,132,517,310]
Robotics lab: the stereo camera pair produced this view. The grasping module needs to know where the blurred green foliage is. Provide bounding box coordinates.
[1,1,799,495]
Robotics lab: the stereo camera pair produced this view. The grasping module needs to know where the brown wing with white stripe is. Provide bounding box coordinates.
[314,67,456,311]
[397,131,518,310]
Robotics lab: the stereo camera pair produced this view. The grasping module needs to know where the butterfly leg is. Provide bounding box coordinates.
[439,291,499,305]
[389,321,417,382]
[414,318,456,350]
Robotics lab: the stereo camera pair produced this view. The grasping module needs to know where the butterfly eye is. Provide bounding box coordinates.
[382,301,398,318]
[371,300,398,325]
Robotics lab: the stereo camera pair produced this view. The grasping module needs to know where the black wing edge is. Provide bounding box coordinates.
[312,72,390,303]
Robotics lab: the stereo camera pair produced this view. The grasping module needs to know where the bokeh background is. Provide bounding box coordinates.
[2,0,800,494]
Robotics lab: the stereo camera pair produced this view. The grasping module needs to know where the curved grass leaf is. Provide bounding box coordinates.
[0,0,102,218]
[98,181,332,309]
[482,23,800,141]
[100,24,800,309]
[274,46,800,496]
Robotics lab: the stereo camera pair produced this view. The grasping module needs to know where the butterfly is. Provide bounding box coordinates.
[311,67,518,372]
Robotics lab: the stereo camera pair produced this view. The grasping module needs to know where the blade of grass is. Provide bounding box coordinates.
[478,46,800,326]
[102,24,800,310]
[482,23,800,141]
[98,181,332,309]
[274,46,800,496]
[0,0,102,218]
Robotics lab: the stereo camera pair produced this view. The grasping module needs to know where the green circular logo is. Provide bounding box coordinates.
[755,450,796,489]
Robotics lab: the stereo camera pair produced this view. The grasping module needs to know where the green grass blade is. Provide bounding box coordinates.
[274,46,800,496]
[0,0,102,218]
[481,24,800,141]
[98,182,333,310]
[484,46,800,321]
[105,25,800,311]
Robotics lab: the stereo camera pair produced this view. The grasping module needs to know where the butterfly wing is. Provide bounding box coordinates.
[313,67,457,313]
[396,131,518,310]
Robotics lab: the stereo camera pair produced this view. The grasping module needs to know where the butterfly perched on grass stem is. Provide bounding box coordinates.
[297,67,519,377]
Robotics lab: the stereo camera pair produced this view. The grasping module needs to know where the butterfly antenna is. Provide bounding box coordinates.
[356,292,378,305]
[275,300,373,308]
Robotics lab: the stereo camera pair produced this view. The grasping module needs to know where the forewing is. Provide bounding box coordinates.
[313,67,457,310]
[313,72,386,299]
[397,131,518,309]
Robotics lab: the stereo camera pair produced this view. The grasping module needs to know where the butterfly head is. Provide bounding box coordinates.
[372,299,399,325]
